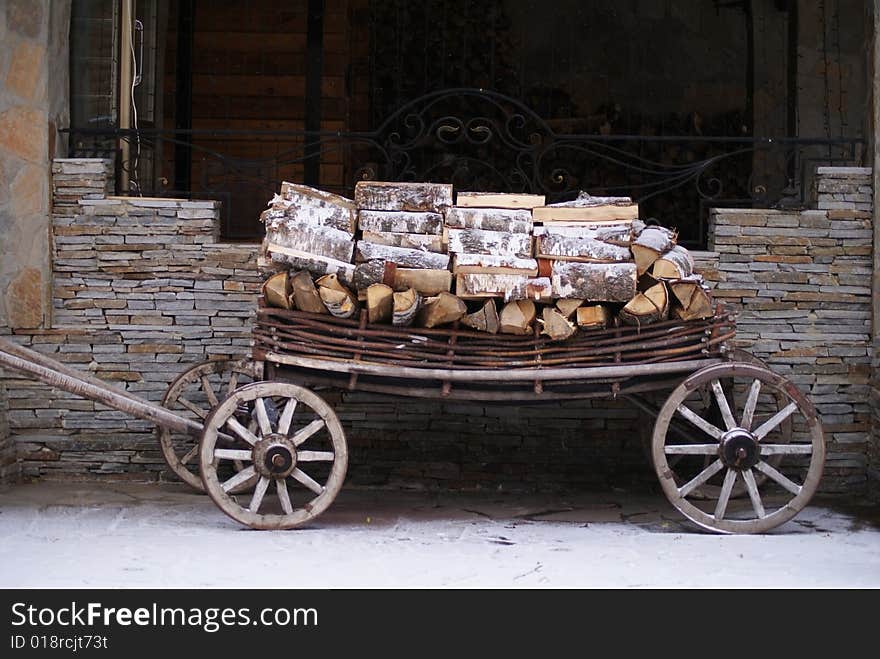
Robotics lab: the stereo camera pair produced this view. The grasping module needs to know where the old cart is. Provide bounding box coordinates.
[0,301,824,535]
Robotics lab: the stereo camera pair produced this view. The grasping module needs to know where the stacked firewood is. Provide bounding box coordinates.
[258,182,714,341]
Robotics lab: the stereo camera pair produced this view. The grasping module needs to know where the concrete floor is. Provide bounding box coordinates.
[0,481,878,588]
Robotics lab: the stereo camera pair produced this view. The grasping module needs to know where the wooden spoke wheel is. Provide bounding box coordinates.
[652,362,824,534]
[199,381,348,530]
[158,358,257,492]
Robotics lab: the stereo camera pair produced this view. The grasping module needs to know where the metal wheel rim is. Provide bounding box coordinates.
[199,381,348,530]
[652,362,825,534]
[157,358,256,491]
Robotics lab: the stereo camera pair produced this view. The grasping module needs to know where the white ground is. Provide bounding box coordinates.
[0,482,878,588]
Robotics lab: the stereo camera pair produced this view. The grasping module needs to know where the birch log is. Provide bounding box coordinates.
[533,222,634,246]
[619,282,669,325]
[444,207,533,233]
[358,210,443,235]
[631,226,677,275]
[452,253,539,276]
[290,271,327,314]
[540,307,577,341]
[316,274,359,319]
[417,292,467,328]
[355,181,453,212]
[446,228,533,258]
[499,300,536,335]
[455,192,545,209]
[273,182,358,233]
[576,305,611,330]
[355,241,450,269]
[361,230,445,253]
[353,261,452,294]
[550,262,637,302]
[366,284,394,323]
[461,300,500,333]
[651,245,694,279]
[670,276,714,320]
[456,274,552,301]
[264,221,355,263]
[392,288,422,327]
[535,233,632,262]
[555,298,584,319]
[262,271,291,309]
[265,243,356,285]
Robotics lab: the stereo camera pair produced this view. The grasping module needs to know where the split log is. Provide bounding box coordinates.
[392,288,422,327]
[361,230,445,253]
[533,222,634,246]
[272,182,357,233]
[417,292,467,328]
[670,277,714,320]
[444,207,533,233]
[354,181,453,212]
[576,305,611,330]
[261,271,291,309]
[358,210,443,235]
[452,253,539,276]
[619,281,669,326]
[631,226,677,275]
[353,261,452,294]
[555,298,584,319]
[535,232,632,262]
[264,220,355,262]
[550,262,637,302]
[265,243,355,285]
[499,300,536,335]
[456,274,552,301]
[352,260,386,290]
[460,300,500,333]
[366,284,394,323]
[455,192,546,209]
[316,274,359,319]
[533,193,638,222]
[651,245,694,279]
[446,228,533,258]
[290,271,327,314]
[540,307,577,341]
[355,241,450,269]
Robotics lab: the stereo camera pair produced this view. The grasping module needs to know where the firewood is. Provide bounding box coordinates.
[631,226,677,276]
[366,284,394,323]
[499,300,536,335]
[651,245,694,279]
[555,298,584,319]
[533,222,634,246]
[455,274,552,301]
[265,243,355,285]
[352,260,385,290]
[535,232,632,262]
[550,262,637,302]
[576,305,611,330]
[619,281,669,325]
[392,288,422,327]
[355,241,450,269]
[533,193,638,222]
[446,228,532,258]
[275,182,357,233]
[540,307,577,341]
[393,269,453,295]
[670,277,714,320]
[452,253,539,276]
[358,210,443,235]
[417,292,467,328]
[354,181,453,212]
[444,207,533,233]
[263,220,355,262]
[455,192,546,209]
[262,271,291,309]
[460,300,500,334]
[316,274,359,319]
[361,230,444,253]
[290,271,327,314]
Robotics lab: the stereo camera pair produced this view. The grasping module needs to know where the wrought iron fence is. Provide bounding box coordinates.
[64,88,865,245]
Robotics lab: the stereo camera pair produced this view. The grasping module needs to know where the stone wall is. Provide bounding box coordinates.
[707,167,874,494]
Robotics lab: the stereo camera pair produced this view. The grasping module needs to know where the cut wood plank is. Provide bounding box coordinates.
[631,226,677,275]
[261,271,291,309]
[358,210,443,235]
[576,305,611,330]
[540,307,576,341]
[354,181,453,212]
[274,182,358,233]
[452,253,539,276]
[619,281,669,326]
[265,243,356,286]
[417,292,466,328]
[499,300,536,335]
[366,284,394,323]
[670,277,714,320]
[316,274,359,319]
[290,271,327,314]
[555,298,584,319]
[361,230,445,253]
[392,288,422,327]
[460,300,500,333]
[550,262,637,302]
[444,207,533,233]
[355,241,450,269]
[446,228,533,258]
[533,194,638,222]
[651,245,694,279]
[264,220,355,262]
[535,233,632,262]
[533,221,633,246]
[456,274,552,301]
[455,192,546,209]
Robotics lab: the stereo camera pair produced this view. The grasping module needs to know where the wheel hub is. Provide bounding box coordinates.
[719,428,760,470]
[252,434,297,478]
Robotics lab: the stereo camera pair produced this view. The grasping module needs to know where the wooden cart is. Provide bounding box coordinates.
[0,302,824,534]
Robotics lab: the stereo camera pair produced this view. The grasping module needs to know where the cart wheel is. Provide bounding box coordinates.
[199,381,348,530]
[158,358,257,492]
[652,362,824,534]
